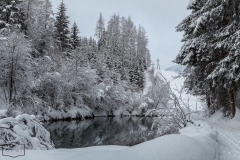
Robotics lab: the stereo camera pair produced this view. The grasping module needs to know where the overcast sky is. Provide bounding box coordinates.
[51,0,190,69]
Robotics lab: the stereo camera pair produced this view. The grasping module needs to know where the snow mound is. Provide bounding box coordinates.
[0,114,54,150]
[181,121,218,156]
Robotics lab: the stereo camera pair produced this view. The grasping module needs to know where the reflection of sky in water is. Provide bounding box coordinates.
[43,117,159,148]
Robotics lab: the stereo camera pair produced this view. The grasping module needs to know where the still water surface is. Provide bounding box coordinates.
[44,117,160,148]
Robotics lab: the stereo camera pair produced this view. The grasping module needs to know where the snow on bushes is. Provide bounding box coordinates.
[40,106,93,121]
[0,114,54,150]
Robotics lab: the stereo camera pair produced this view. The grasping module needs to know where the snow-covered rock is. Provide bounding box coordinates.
[0,114,54,150]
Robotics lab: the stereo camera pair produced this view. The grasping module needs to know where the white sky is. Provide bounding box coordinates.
[51,0,190,69]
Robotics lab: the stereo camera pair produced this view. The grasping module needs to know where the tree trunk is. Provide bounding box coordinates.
[45,0,48,29]
[25,0,30,34]
[206,94,211,108]
[9,60,14,103]
[229,90,236,117]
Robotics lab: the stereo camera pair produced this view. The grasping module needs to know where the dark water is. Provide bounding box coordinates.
[43,117,159,148]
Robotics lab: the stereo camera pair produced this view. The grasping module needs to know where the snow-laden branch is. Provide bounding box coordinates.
[145,69,194,129]
[0,114,54,150]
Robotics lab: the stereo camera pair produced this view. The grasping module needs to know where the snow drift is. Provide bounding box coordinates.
[0,114,54,150]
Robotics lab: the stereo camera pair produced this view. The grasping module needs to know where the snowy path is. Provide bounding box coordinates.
[163,70,240,160]
[207,121,240,160]
[162,70,240,160]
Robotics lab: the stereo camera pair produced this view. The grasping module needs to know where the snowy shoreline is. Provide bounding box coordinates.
[0,119,219,160]
[1,69,236,160]
[41,114,160,123]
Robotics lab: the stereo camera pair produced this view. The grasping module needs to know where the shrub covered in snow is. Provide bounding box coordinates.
[0,114,54,150]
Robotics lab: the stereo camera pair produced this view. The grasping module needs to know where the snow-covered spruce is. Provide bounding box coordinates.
[0,114,54,150]
[174,0,240,117]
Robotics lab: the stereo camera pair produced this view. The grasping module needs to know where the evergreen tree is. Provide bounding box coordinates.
[112,61,120,85]
[128,68,134,84]
[174,0,240,117]
[106,55,113,69]
[137,25,148,58]
[97,30,108,51]
[0,0,26,33]
[70,22,80,49]
[107,13,121,56]
[95,13,105,40]
[120,17,136,66]
[53,1,71,52]
[133,66,140,88]
[88,37,98,68]
[138,58,145,90]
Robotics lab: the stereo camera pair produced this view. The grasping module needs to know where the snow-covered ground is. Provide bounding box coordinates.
[1,70,240,160]
[3,112,240,160]
[161,69,240,159]
[201,109,240,160]
[1,121,218,160]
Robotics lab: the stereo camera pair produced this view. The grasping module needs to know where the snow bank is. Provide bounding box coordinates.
[39,106,93,121]
[63,135,216,160]
[0,114,54,150]
[204,108,240,130]
[1,120,218,160]
[181,121,218,158]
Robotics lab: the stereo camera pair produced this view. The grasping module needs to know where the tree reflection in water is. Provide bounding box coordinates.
[44,117,160,148]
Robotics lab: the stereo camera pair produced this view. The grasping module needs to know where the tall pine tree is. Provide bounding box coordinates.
[95,13,105,40]
[70,22,80,49]
[53,1,71,52]
[175,0,240,117]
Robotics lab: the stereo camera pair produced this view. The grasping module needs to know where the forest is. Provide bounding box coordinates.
[0,0,167,121]
[1,1,240,159]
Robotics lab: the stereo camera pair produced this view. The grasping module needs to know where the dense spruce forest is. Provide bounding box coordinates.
[0,0,169,120]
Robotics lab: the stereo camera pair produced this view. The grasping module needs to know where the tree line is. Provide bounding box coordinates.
[0,0,154,119]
